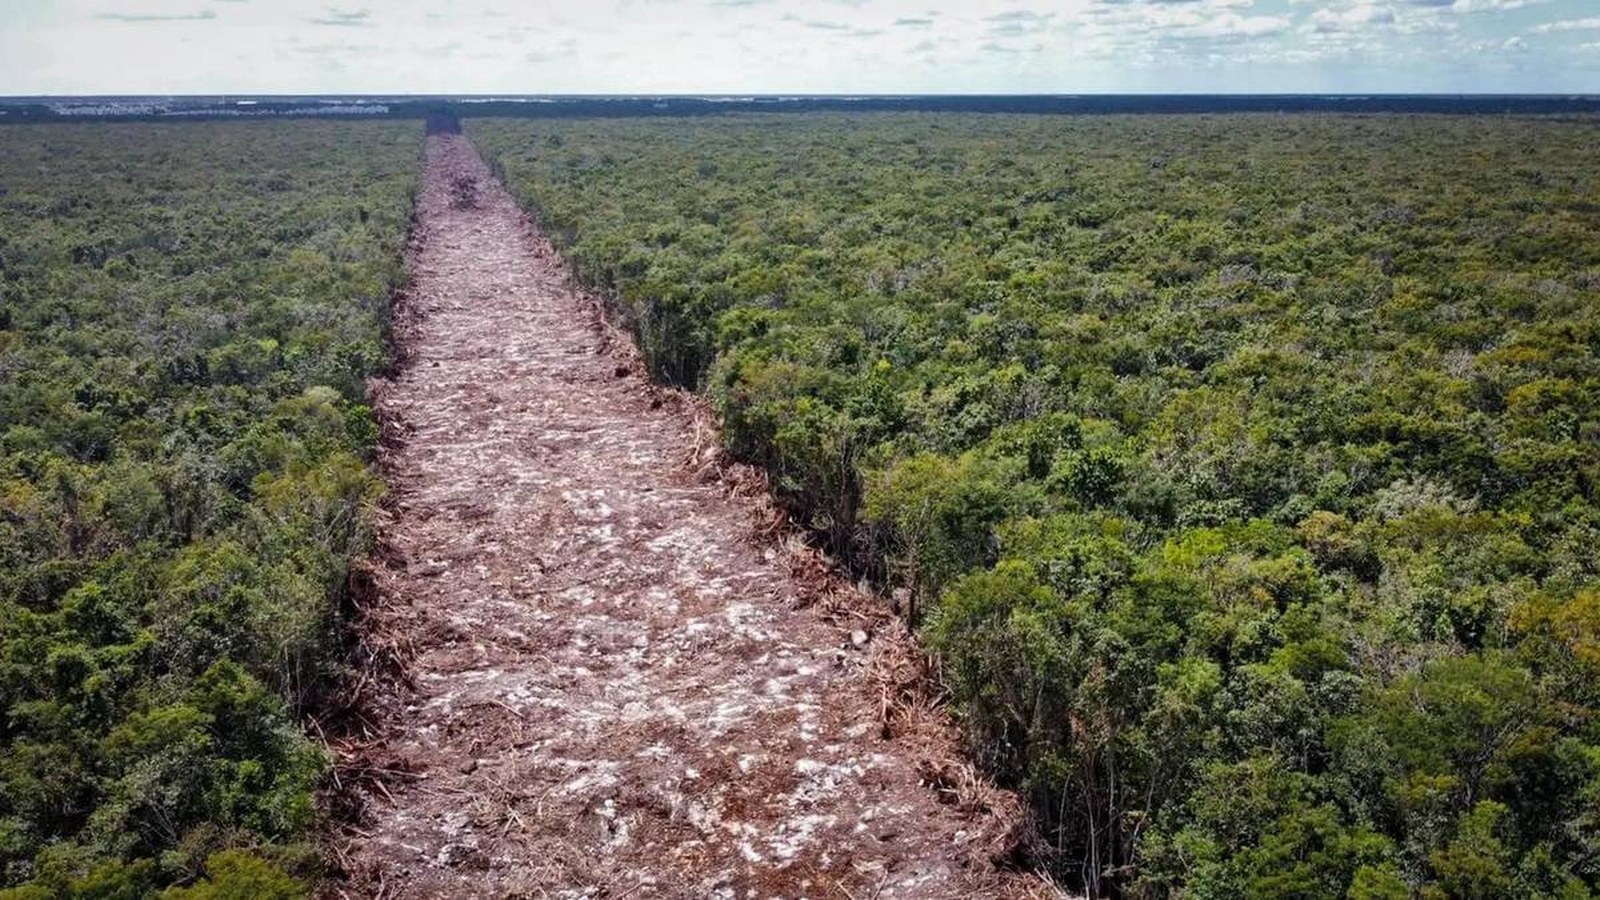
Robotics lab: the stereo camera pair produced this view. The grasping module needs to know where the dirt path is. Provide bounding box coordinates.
[331,134,1036,898]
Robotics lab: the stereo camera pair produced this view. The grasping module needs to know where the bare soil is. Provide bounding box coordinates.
[326,134,1045,899]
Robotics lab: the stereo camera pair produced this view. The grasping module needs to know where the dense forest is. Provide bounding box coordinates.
[473,113,1600,898]
[0,122,416,895]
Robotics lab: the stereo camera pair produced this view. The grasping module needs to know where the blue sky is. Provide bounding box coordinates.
[2,0,1597,95]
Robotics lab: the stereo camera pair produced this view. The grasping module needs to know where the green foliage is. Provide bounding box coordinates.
[0,121,416,893]
[474,113,1600,896]
[864,451,1018,612]
[160,850,305,900]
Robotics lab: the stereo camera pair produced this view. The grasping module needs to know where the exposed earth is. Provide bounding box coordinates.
[324,134,1043,898]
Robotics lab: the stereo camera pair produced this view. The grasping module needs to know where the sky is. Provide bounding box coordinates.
[1,0,1598,96]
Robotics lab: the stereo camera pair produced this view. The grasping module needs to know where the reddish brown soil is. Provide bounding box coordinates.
[328,134,1046,898]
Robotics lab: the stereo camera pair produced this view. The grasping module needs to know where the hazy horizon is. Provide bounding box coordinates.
[7,90,1600,99]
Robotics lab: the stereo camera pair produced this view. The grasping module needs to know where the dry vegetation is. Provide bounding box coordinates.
[327,134,1046,899]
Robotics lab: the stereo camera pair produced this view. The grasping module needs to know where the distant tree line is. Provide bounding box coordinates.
[10,95,1600,125]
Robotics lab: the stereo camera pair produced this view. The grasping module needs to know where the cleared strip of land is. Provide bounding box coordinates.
[330,133,1034,898]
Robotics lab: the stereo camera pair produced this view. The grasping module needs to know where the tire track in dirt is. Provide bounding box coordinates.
[329,134,1042,898]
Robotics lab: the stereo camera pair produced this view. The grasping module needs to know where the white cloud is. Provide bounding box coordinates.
[1530,17,1600,33]
[1452,0,1545,10]
[1308,4,1396,33]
